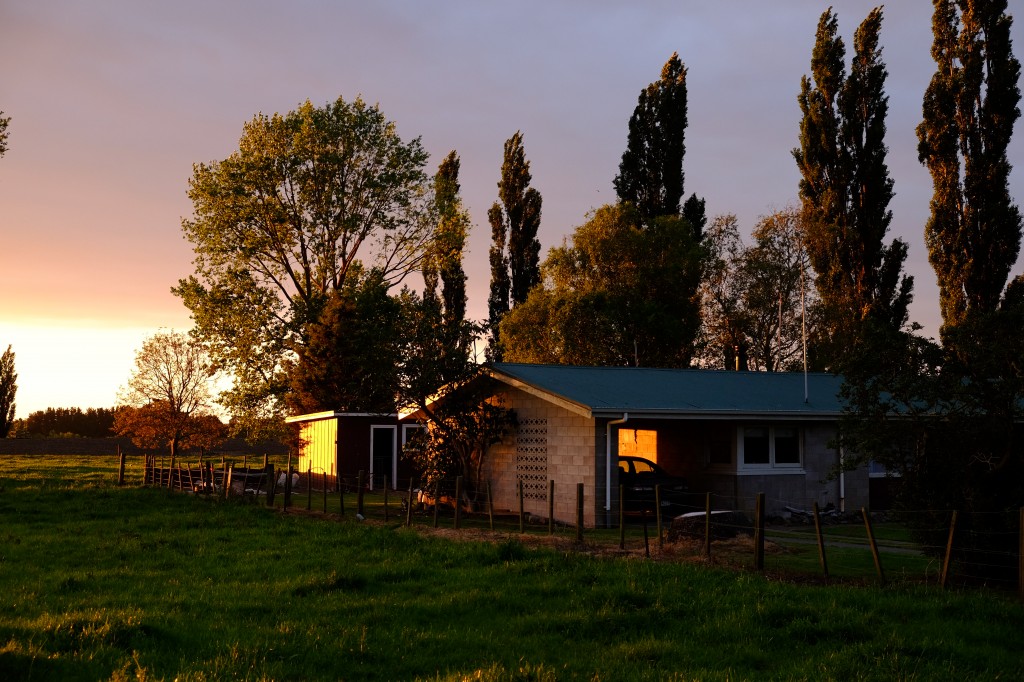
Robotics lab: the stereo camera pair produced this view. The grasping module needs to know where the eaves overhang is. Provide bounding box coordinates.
[285,411,398,424]
[588,409,841,421]
[484,366,593,418]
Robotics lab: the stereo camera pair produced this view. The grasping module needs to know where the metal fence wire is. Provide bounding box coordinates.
[140,455,1024,595]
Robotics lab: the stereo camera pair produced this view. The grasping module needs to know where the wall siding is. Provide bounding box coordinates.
[703,422,868,516]
[483,388,600,527]
[298,418,337,478]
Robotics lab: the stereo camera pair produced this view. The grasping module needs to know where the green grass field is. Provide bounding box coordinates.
[1,454,1022,681]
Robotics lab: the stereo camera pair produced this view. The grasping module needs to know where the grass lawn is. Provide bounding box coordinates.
[1,454,1022,681]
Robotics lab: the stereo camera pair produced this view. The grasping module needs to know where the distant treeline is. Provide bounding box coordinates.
[13,407,118,438]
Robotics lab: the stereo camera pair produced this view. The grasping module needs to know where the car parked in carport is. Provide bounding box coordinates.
[617,455,691,518]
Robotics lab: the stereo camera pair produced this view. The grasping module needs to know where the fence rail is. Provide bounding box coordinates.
[131,451,1024,596]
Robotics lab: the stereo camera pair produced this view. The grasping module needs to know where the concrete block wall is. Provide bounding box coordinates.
[703,422,866,516]
[482,388,599,526]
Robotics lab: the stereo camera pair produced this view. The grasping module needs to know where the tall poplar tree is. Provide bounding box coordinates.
[486,132,542,361]
[838,2,1022,575]
[427,151,469,332]
[794,7,913,367]
[917,0,1022,332]
[615,52,705,232]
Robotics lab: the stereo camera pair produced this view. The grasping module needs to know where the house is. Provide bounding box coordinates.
[412,363,866,528]
[284,412,423,490]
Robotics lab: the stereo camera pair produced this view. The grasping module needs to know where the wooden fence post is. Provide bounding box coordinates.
[642,508,650,558]
[518,480,525,533]
[619,484,626,550]
[704,492,712,561]
[754,493,765,571]
[117,446,125,486]
[454,476,462,530]
[941,510,958,589]
[548,479,555,535]
[283,452,292,510]
[813,501,829,579]
[576,483,584,543]
[168,455,176,490]
[225,465,233,500]
[862,507,885,583]
[655,484,663,550]
[338,476,345,515]
[1018,507,1024,601]
[306,464,312,511]
[266,464,275,507]
[406,478,414,528]
[433,480,440,528]
[487,481,494,532]
[356,470,366,517]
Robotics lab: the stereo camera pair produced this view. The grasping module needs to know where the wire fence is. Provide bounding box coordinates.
[137,452,1024,597]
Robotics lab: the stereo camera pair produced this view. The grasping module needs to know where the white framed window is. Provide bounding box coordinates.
[868,460,901,478]
[738,425,803,471]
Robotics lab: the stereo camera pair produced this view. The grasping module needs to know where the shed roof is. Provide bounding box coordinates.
[488,363,845,419]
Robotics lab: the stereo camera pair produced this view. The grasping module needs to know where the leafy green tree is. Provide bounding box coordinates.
[397,287,514,506]
[0,345,16,437]
[699,210,817,372]
[742,210,817,372]
[116,331,219,462]
[114,403,227,458]
[839,298,1023,578]
[615,52,705,231]
[0,111,9,157]
[695,215,750,370]
[174,97,432,425]
[285,269,403,415]
[794,8,913,368]
[500,203,704,367]
[917,0,1022,333]
[486,132,542,361]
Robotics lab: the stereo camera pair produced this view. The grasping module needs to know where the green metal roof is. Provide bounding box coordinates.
[489,363,845,418]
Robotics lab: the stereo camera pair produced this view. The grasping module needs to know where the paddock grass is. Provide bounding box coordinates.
[1,454,1022,681]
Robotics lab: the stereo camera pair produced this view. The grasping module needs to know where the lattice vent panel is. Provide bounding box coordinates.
[515,418,549,500]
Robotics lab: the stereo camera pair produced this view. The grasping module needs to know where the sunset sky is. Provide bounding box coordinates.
[2,1,1022,419]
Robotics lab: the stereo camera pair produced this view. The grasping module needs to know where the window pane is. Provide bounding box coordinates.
[743,427,769,465]
[633,460,654,474]
[774,428,800,464]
